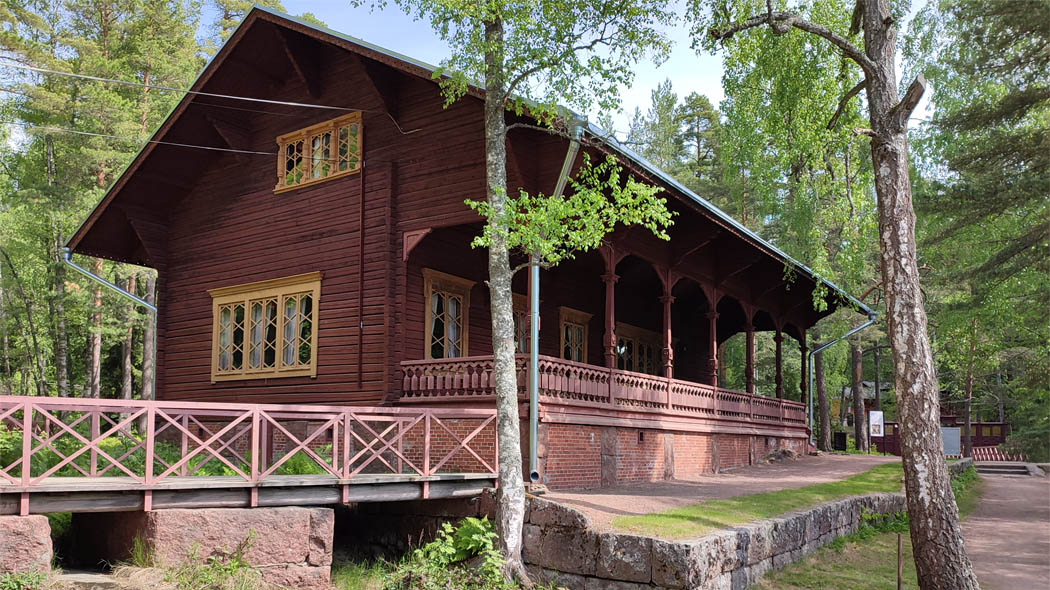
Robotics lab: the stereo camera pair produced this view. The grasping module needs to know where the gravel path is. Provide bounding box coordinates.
[544,454,899,532]
[964,474,1050,590]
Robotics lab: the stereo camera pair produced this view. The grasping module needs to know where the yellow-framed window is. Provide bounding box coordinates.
[424,269,475,359]
[209,272,321,381]
[275,112,362,193]
[559,307,592,363]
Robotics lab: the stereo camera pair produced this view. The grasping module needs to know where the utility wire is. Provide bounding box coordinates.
[0,60,421,134]
[3,119,401,165]
[2,119,276,156]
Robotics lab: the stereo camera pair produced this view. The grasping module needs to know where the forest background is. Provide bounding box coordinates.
[0,0,1044,458]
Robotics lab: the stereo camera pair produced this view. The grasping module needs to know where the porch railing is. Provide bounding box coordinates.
[0,395,498,512]
[400,354,806,427]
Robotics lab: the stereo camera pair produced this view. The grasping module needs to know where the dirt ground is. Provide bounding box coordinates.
[963,474,1050,590]
[543,453,899,531]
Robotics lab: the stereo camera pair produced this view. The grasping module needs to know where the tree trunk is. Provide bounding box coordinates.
[816,349,831,451]
[482,18,529,585]
[0,263,11,394]
[121,274,137,401]
[851,342,867,451]
[141,272,156,402]
[863,0,979,584]
[1,248,47,396]
[87,258,103,398]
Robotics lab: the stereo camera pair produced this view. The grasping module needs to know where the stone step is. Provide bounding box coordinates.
[53,571,124,590]
[976,463,1032,475]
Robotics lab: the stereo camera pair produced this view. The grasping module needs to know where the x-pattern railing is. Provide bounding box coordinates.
[0,396,498,514]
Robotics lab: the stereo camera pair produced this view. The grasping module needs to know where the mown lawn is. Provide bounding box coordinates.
[612,462,904,539]
[754,467,983,590]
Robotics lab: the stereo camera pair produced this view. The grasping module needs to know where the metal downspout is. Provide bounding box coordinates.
[807,311,877,447]
[529,122,583,484]
[61,248,158,400]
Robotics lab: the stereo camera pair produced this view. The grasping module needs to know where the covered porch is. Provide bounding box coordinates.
[396,219,830,436]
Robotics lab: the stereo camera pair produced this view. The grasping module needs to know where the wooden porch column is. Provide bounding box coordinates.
[799,329,808,402]
[774,328,784,399]
[706,311,719,387]
[745,321,756,394]
[602,272,618,368]
[660,295,674,378]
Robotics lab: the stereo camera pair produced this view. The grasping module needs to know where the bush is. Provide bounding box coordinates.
[383,517,512,590]
[166,532,264,590]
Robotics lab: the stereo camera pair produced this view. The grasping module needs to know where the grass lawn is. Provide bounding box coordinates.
[754,468,984,590]
[331,560,388,590]
[612,462,904,539]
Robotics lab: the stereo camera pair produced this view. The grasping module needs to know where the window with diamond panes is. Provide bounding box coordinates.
[559,307,591,363]
[615,323,660,375]
[275,112,361,193]
[423,269,474,359]
[209,273,320,381]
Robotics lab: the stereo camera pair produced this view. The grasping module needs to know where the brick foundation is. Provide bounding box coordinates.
[537,424,806,490]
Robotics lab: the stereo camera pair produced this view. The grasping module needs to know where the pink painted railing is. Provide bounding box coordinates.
[400,354,807,427]
[0,395,497,514]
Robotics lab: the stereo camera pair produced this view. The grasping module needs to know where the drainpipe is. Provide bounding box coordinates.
[529,121,583,484]
[62,248,158,399]
[807,310,877,448]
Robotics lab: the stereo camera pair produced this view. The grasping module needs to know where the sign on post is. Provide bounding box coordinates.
[869,410,885,438]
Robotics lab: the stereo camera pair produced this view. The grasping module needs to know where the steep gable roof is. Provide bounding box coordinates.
[67,5,872,319]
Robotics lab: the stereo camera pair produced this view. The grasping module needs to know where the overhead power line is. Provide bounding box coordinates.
[0,60,421,134]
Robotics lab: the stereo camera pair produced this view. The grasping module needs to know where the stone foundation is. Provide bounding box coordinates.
[74,507,333,588]
[522,493,905,590]
[0,515,51,573]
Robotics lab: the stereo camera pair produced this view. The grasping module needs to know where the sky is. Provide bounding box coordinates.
[275,0,726,138]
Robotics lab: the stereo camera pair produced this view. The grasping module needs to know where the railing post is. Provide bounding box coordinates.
[423,411,432,499]
[250,408,260,484]
[21,401,32,513]
[180,414,189,476]
[145,405,155,485]
[90,410,100,476]
[342,410,351,479]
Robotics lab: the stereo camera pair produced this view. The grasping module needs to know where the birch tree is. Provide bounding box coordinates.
[360,0,673,581]
[689,0,979,586]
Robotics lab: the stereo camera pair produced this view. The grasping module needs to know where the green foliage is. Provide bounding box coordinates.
[0,571,46,590]
[368,0,674,122]
[167,531,263,590]
[906,0,1049,463]
[274,445,332,476]
[466,153,674,266]
[384,517,513,590]
[128,536,156,569]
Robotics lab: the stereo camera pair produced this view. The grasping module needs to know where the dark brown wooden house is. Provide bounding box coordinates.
[68,7,870,489]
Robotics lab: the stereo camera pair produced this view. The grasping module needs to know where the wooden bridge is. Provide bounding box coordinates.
[0,396,497,516]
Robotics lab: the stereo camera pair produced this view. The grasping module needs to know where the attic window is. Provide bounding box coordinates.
[275,112,362,193]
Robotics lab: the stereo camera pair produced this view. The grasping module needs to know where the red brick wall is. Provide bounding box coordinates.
[672,432,715,478]
[541,424,602,489]
[538,425,806,490]
[614,429,666,483]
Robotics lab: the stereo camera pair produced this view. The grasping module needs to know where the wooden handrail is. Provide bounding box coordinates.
[399,355,806,426]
